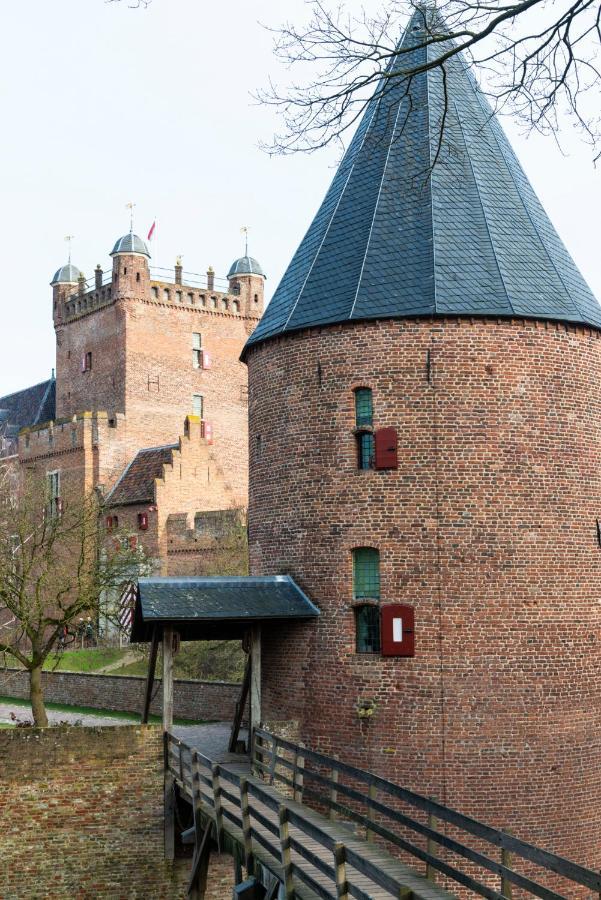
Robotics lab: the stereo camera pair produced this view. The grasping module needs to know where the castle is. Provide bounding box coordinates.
[242,7,601,871]
[0,231,265,576]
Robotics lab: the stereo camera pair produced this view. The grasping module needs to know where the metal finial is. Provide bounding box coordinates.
[240,225,250,256]
[126,201,136,232]
[64,235,75,264]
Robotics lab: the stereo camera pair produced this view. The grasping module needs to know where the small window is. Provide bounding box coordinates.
[353,547,380,599]
[152,286,159,299]
[233,300,240,313]
[353,547,381,654]
[82,351,92,372]
[123,267,127,275]
[211,297,217,309]
[47,471,61,519]
[200,294,206,306]
[221,298,228,311]
[354,388,373,427]
[354,388,374,469]
[192,394,203,418]
[164,288,170,301]
[176,290,183,303]
[192,333,202,368]
[188,292,194,304]
[254,294,259,303]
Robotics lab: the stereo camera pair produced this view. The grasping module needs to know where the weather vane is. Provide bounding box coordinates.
[126,201,136,232]
[64,235,75,264]
[240,225,250,256]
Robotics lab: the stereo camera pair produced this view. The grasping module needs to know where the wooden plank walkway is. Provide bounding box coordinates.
[167,735,455,900]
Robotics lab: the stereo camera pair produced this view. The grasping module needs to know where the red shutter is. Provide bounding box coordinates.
[138,512,148,531]
[374,427,398,470]
[106,516,113,532]
[381,604,415,657]
[201,421,213,444]
[128,535,138,551]
[202,351,212,369]
[81,354,87,373]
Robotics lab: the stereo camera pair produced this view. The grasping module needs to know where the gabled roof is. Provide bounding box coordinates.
[106,443,177,507]
[0,378,56,433]
[244,9,601,356]
[130,575,320,642]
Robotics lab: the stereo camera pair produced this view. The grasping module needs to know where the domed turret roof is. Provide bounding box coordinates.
[110,232,150,258]
[50,263,83,286]
[243,7,601,357]
[228,255,265,279]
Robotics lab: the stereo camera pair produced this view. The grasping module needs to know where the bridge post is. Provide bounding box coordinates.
[163,732,175,861]
[250,624,261,731]
[333,842,349,900]
[239,777,253,869]
[163,624,174,732]
[426,806,438,882]
[278,805,294,899]
[501,831,513,899]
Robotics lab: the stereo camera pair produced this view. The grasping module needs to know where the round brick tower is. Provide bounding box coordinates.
[243,11,601,870]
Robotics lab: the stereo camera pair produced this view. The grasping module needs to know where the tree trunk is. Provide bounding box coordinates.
[29,665,48,727]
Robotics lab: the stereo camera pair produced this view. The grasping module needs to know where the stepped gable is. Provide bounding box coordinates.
[0,378,56,433]
[244,8,601,355]
[106,444,177,507]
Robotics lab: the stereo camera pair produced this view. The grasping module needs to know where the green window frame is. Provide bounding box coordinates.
[354,388,373,427]
[353,547,380,599]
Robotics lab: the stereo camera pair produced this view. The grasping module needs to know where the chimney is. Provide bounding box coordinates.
[207,266,215,292]
[175,256,183,285]
[95,264,102,290]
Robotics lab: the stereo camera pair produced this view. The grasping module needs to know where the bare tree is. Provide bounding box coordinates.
[258,0,601,160]
[0,480,143,726]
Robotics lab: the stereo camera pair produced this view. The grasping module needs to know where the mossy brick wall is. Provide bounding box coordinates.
[0,725,194,898]
[0,669,240,721]
[247,316,601,876]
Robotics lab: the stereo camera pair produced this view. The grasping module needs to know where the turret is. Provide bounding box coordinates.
[227,255,265,318]
[110,232,151,300]
[50,263,82,325]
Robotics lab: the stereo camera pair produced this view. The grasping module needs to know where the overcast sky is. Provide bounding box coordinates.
[0,0,599,396]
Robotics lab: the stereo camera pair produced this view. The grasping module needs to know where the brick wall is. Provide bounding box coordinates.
[0,725,234,899]
[247,316,601,874]
[0,668,241,722]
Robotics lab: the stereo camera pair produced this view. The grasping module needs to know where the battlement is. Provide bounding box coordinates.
[59,264,262,323]
[18,410,125,460]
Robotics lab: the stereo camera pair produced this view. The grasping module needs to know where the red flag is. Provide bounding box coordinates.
[147,220,156,241]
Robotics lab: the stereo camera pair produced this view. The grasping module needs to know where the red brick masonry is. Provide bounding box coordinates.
[0,668,241,722]
[247,316,601,871]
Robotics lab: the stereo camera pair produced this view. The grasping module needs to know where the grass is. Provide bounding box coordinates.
[109,658,148,677]
[42,647,127,673]
[0,695,204,727]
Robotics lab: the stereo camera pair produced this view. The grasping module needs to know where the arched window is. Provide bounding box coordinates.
[151,286,159,299]
[354,388,374,470]
[233,300,240,313]
[352,547,381,653]
[211,297,217,309]
[164,288,170,301]
[221,298,228,311]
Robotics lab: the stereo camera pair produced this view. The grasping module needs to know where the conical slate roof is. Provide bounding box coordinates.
[244,10,601,355]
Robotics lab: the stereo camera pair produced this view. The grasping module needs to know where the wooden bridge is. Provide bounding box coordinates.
[165,728,601,900]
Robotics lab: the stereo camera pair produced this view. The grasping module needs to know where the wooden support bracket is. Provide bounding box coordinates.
[333,842,349,900]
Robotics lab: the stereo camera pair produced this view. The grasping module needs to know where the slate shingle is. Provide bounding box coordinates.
[106,444,177,507]
[243,10,601,357]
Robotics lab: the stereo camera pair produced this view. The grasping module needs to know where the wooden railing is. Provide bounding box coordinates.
[252,729,601,900]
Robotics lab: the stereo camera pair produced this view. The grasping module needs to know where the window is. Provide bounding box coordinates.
[355,388,373,427]
[47,471,61,519]
[233,300,240,313]
[192,333,202,369]
[354,387,374,469]
[164,288,170,301]
[82,351,92,373]
[136,272,140,282]
[176,290,183,303]
[353,547,380,653]
[188,292,194,304]
[152,286,159,299]
[211,297,217,309]
[192,394,203,418]
[221,298,228,311]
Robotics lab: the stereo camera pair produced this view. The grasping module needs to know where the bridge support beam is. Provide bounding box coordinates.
[163,625,174,732]
[250,625,261,732]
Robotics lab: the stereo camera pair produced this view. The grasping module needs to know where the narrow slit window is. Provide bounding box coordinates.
[192,333,202,368]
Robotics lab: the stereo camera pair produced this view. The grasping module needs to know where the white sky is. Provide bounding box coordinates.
[0,0,599,396]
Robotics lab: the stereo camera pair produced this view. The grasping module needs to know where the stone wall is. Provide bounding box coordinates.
[0,668,241,722]
[0,725,193,898]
